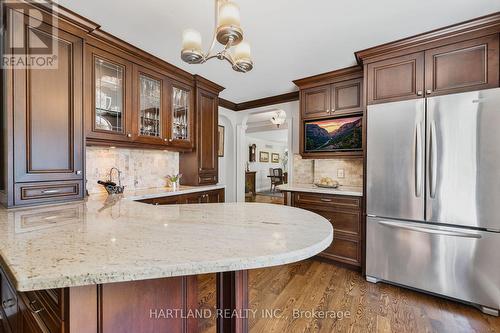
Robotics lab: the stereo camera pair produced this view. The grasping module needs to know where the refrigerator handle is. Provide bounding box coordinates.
[429,121,438,198]
[378,220,482,239]
[415,122,423,197]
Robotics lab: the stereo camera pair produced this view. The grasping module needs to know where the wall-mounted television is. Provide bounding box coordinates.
[304,116,362,152]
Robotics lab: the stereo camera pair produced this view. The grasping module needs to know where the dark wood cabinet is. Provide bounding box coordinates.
[1,268,18,333]
[331,78,364,115]
[138,189,225,205]
[85,45,134,143]
[302,85,331,119]
[294,66,365,159]
[367,52,425,104]
[360,25,500,105]
[1,3,86,207]
[301,78,363,120]
[180,77,224,186]
[424,35,499,97]
[284,191,363,269]
[132,64,169,145]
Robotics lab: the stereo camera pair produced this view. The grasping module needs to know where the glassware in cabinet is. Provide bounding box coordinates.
[94,57,125,133]
[139,74,162,138]
[171,86,191,142]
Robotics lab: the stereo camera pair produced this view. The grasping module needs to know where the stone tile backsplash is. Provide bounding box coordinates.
[86,147,179,194]
[292,154,363,187]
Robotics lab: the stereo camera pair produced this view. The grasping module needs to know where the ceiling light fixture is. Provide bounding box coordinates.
[181,0,253,73]
[270,110,286,128]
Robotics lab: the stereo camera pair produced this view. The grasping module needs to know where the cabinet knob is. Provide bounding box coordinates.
[426,89,432,95]
[169,139,173,142]
[76,170,82,175]
[127,133,132,138]
[326,109,330,113]
[164,138,168,142]
[417,91,423,96]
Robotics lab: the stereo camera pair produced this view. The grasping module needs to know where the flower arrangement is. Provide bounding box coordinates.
[166,173,183,191]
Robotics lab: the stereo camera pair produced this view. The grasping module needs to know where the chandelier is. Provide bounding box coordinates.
[270,110,286,128]
[181,0,253,73]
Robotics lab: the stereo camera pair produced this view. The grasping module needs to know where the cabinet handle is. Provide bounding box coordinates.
[320,198,332,202]
[417,91,423,96]
[2,299,15,309]
[28,299,45,314]
[76,170,82,175]
[41,189,60,195]
[169,139,173,142]
[127,133,132,138]
[426,89,432,95]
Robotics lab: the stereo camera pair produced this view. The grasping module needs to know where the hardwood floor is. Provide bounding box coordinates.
[198,260,500,333]
[245,193,284,205]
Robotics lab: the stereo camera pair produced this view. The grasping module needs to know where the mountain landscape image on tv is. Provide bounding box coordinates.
[305,116,362,152]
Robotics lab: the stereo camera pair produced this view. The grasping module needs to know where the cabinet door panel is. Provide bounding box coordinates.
[168,81,194,149]
[425,35,499,96]
[197,89,218,177]
[331,78,363,115]
[13,20,83,182]
[85,46,133,142]
[302,85,331,119]
[367,52,424,104]
[319,232,360,266]
[132,65,167,145]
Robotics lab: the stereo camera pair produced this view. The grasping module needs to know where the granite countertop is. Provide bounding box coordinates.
[278,183,363,197]
[0,188,332,292]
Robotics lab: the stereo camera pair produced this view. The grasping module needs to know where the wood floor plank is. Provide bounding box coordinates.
[198,260,500,333]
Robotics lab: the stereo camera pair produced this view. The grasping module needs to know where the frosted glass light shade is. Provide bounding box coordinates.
[218,1,240,27]
[234,41,251,61]
[182,29,202,51]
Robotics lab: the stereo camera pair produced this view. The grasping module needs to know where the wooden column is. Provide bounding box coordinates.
[216,270,249,333]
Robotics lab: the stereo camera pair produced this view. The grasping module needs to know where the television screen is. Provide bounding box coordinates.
[304,116,362,152]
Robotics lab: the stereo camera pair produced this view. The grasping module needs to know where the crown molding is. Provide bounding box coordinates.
[355,11,500,64]
[219,91,299,111]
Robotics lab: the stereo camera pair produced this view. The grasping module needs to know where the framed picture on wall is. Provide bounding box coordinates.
[218,125,225,157]
[259,151,269,162]
[271,153,280,163]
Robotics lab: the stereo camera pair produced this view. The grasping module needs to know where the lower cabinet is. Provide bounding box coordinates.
[286,191,363,268]
[138,189,225,205]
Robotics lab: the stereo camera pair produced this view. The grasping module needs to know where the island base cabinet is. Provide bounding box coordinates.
[9,270,250,333]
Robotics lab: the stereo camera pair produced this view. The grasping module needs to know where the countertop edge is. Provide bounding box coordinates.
[278,185,363,197]
[14,224,333,292]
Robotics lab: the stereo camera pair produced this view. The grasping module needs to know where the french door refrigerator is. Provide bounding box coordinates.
[366,88,500,316]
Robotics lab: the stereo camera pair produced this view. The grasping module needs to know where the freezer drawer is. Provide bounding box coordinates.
[366,217,500,312]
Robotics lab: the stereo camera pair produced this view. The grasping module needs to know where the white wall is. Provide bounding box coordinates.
[246,130,288,192]
[218,107,240,202]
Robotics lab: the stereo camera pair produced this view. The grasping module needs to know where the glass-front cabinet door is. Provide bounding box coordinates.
[86,46,132,142]
[169,82,194,148]
[133,65,167,144]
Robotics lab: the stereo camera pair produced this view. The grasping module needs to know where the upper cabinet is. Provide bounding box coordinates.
[302,85,331,119]
[86,46,133,142]
[424,35,499,97]
[301,78,363,120]
[357,17,500,105]
[169,82,195,149]
[294,66,365,159]
[133,65,168,145]
[179,76,224,186]
[367,53,425,104]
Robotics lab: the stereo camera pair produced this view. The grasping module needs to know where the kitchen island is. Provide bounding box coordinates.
[0,191,332,333]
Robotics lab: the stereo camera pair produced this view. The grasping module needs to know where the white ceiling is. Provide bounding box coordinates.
[60,0,500,103]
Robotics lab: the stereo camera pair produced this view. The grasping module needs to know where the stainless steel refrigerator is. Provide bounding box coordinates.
[366,88,500,316]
